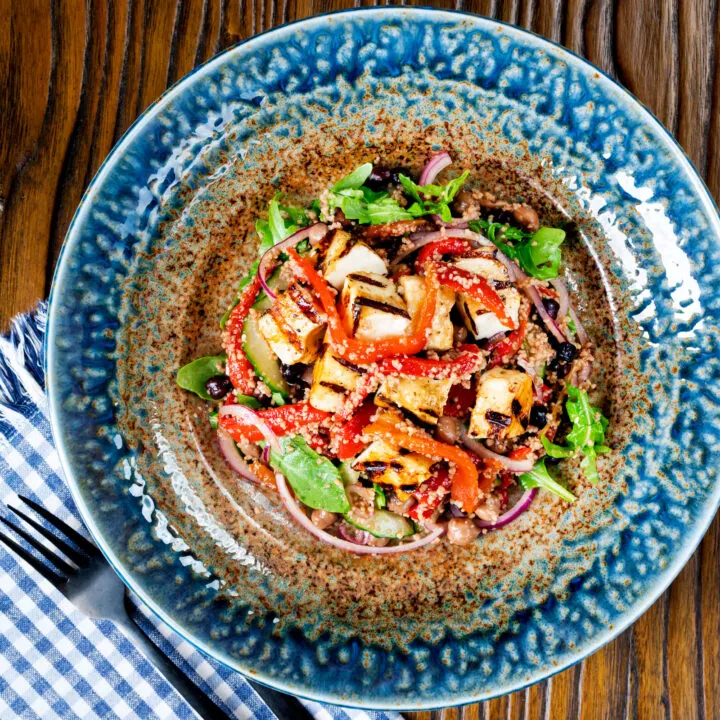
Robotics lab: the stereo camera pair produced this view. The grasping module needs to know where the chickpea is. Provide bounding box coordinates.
[511,204,540,232]
[475,495,502,523]
[311,509,337,530]
[447,517,481,546]
[436,416,461,445]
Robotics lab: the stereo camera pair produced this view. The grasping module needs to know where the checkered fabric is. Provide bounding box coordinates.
[0,303,402,720]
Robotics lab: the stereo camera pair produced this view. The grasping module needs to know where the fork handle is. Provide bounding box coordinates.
[116,610,234,720]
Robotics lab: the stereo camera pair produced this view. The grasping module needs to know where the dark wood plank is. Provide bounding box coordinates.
[1,3,719,720]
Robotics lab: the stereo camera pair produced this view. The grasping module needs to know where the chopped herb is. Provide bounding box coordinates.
[235,394,262,409]
[518,458,576,503]
[208,409,219,430]
[373,483,387,510]
[271,391,286,406]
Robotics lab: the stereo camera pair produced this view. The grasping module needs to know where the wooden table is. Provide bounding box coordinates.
[1,2,718,718]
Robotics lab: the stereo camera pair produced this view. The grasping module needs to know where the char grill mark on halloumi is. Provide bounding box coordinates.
[257,282,327,365]
[322,230,388,290]
[375,375,453,426]
[468,367,533,440]
[308,346,367,413]
[339,272,411,340]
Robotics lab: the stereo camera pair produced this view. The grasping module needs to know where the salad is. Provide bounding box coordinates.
[177,152,609,554]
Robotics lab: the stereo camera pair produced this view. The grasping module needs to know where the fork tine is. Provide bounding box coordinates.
[0,516,77,577]
[7,506,89,568]
[0,529,67,587]
[18,495,100,557]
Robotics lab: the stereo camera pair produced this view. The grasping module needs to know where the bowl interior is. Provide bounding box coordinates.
[48,9,720,708]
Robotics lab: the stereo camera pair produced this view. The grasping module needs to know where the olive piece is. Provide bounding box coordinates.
[556,342,578,363]
[542,298,560,320]
[205,375,233,399]
[530,405,549,428]
[281,362,310,387]
[365,166,405,190]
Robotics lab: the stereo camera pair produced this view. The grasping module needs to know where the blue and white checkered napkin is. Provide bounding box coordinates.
[0,303,402,720]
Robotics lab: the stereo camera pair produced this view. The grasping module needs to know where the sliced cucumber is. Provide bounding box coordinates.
[253,267,288,312]
[339,461,360,486]
[344,509,414,539]
[242,312,289,397]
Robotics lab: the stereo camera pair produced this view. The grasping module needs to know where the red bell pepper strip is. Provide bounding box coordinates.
[408,468,452,521]
[509,446,532,460]
[415,237,474,267]
[363,419,483,513]
[287,248,439,364]
[442,381,476,418]
[223,277,262,393]
[332,401,378,460]
[489,303,530,368]
[376,344,484,380]
[433,261,514,329]
[219,402,330,443]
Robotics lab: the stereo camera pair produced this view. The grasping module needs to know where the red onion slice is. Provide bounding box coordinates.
[568,306,589,345]
[549,277,570,322]
[275,472,445,554]
[257,222,328,300]
[219,404,281,454]
[337,523,373,546]
[392,228,492,266]
[217,430,261,483]
[461,432,535,473]
[526,284,567,344]
[475,489,537,529]
[419,151,452,186]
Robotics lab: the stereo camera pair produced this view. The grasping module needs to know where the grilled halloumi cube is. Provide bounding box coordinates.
[453,254,520,340]
[257,283,326,365]
[375,375,453,425]
[454,254,510,281]
[398,275,455,351]
[322,230,387,289]
[469,367,533,440]
[339,273,411,340]
[457,286,522,340]
[308,346,367,413]
[352,438,436,488]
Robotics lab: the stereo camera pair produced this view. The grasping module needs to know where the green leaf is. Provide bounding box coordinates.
[468,220,565,280]
[269,436,350,513]
[235,394,262,409]
[374,484,387,510]
[516,227,565,280]
[397,170,469,222]
[519,458,576,503]
[333,163,374,192]
[541,435,575,458]
[271,392,286,406]
[541,383,610,483]
[176,355,226,400]
[208,409,219,430]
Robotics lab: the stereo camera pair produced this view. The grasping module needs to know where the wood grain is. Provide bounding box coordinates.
[1,2,718,718]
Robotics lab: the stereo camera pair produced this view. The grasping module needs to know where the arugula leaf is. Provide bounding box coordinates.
[373,484,387,510]
[397,171,469,222]
[516,227,566,280]
[468,219,566,280]
[220,196,307,327]
[326,187,416,225]
[269,436,350,513]
[518,458,576,503]
[539,384,610,483]
[176,355,226,399]
[333,163,374,192]
[235,394,262,409]
[325,164,469,225]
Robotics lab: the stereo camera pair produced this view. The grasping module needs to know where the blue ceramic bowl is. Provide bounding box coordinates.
[47,8,720,709]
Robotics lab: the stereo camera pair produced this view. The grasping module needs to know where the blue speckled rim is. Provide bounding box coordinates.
[46,7,720,709]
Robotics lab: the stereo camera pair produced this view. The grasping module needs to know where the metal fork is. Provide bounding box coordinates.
[0,495,312,720]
